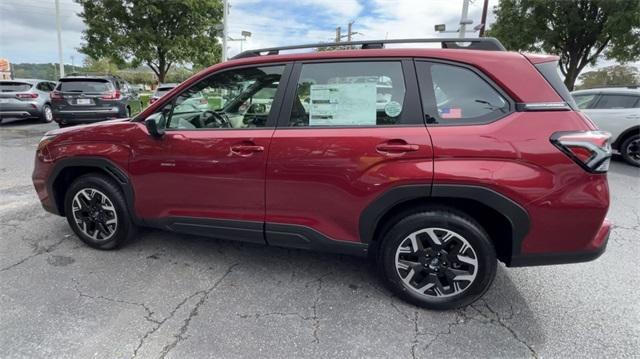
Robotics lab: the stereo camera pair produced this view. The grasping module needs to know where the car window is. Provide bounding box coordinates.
[154,86,175,97]
[0,82,32,92]
[147,65,285,130]
[57,79,112,93]
[573,94,597,109]
[288,61,406,127]
[594,94,639,109]
[422,63,509,124]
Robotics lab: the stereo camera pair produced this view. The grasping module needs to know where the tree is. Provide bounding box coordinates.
[77,0,223,83]
[576,65,640,89]
[488,0,640,90]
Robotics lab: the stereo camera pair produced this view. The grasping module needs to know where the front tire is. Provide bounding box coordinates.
[620,134,640,167]
[379,207,497,310]
[41,104,53,123]
[64,174,136,249]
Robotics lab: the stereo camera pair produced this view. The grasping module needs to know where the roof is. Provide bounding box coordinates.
[2,78,51,84]
[572,87,640,95]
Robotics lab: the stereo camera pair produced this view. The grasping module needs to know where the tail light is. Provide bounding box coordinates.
[16,93,38,99]
[102,90,121,100]
[51,91,63,100]
[551,131,612,173]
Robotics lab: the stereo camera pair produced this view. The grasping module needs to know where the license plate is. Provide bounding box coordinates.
[77,98,92,105]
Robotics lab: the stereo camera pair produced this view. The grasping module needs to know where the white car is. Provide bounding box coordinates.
[572,87,640,167]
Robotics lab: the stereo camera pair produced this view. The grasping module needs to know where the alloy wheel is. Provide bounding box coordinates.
[71,188,118,241]
[395,227,478,298]
[44,106,53,122]
[625,138,640,166]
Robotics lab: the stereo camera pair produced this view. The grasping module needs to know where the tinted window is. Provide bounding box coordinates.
[535,61,577,109]
[594,94,639,109]
[573,94,597,109]
[147,66,284,130]
[155,86,176,97]
[288,62,407,127]
[57,79,112,93]
[0,82,32,92]
[419,63,509,124]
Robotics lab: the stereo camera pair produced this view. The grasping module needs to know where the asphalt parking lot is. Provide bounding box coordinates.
[0,119,638,359]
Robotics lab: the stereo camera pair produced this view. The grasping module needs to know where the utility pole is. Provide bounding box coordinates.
[222,0,229,62]
[347,21,354,49]
[55,0,65,78]
[479,0,489,37]
[459,0,471,38]
[335,27,341,43]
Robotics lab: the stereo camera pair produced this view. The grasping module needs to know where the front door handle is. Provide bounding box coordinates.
[230,142,264,156]
[376,143,419,153]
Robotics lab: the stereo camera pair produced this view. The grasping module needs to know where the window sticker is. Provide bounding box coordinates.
[309,83,377,126]
[440,107,462,119]
[384,101,402,117]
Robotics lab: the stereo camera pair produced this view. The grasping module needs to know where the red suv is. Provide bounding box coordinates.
[32,38,612,309]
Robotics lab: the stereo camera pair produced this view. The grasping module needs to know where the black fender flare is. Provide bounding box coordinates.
[358,184,530,257]
[47,157,140,224]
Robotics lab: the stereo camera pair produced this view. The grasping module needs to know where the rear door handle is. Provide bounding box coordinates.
[376,143,419,153]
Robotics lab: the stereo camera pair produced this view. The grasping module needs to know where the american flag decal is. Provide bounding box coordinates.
[441,107,462,119]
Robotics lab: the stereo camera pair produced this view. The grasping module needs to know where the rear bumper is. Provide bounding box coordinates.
[53,108,124,124]
[509,219,611,267]
[0,105,42,119]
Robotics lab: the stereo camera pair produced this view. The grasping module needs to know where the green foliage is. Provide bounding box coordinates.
[576,65,640,89]
[488,0,640,90]
[77,0,223,82]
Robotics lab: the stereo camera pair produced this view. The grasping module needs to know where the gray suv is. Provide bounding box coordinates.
[51,74,143,127]
[0,79,57,124]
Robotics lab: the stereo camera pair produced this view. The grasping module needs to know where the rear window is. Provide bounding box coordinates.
[0,82,32,92]
[534,61,577,109]
[57,79,112,93]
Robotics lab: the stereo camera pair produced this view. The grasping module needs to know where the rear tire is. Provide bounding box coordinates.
[41,104,53,123]
[378,207,497,310]
[64,173,136,250]
[620,133,640,167]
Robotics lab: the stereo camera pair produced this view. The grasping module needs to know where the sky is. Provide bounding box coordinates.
[0,0,635,72]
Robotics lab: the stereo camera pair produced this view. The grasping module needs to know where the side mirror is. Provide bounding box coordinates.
[145,118,165,138]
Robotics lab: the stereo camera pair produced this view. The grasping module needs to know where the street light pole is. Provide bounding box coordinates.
[55,0,65,78]
[459,0,471,38]
[222,0,229,62]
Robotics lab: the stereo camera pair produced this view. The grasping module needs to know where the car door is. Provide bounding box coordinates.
[265,59,433,247]
[581,93,640,140]
[129,64,290,243]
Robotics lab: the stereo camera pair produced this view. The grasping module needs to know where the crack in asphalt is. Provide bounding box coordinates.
[72,278,161,324]
[157,263,239,359]
[0,236,66,272]
[469,300,538,358]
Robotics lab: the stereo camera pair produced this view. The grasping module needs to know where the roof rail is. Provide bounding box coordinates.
[231,37,506,60]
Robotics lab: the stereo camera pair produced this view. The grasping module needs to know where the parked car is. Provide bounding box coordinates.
[149,83,178,104]
[0,79,57,123]
[33,38,612,310]
[51,74,143,127]
[572,87,640,167]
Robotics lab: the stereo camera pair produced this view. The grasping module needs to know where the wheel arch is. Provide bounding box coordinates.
[48,157,138,223]
[360,184,530,265]
[613,125,640,150]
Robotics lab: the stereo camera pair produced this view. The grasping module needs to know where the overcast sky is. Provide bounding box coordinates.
[0,0,635,72]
